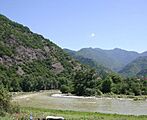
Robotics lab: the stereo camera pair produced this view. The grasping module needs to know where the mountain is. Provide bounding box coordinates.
[119,56,147,77]
[0,14,83,92]
[141,51,147,56]
[65,48,147,72]
[137,69,147,78]
[64,49,112,78]
[104,48,139,71]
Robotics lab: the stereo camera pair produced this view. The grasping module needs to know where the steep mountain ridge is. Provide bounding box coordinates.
[0,14,82,91]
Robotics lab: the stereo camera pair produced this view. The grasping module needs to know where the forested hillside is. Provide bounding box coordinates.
[119,56,147,77]
[0,14,146,97]
[64,49,112,79]
[0,14,83,92]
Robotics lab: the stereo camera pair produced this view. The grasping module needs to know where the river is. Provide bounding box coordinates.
[13,92,147,115]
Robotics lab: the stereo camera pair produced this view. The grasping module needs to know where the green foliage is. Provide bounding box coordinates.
[60,85,70,93]
[73,69,100,96]
[0,85,11,116]
[64,49,112,78]
[101,77,112,93]
[119,56,147,77]
[0,14,80,92]
[72,70,147,96]
[0,14,146,98]
[0,41,13,56]
[2,107,147,120]
[0,85,20,116]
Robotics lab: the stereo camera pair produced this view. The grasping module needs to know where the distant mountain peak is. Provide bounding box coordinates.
[113,48,122,50]
[65,47,147,72]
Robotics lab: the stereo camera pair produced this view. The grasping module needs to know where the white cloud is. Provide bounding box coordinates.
[91,33,95,37]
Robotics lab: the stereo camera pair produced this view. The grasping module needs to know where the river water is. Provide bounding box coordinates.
[14,92,147,115]
[47,94,147,115]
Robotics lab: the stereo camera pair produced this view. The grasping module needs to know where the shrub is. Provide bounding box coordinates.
[60,85,70,93]
[0,85,20,116]
[0,85,11,116]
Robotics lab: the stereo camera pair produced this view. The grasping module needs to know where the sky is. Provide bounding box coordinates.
[0,0,147,53]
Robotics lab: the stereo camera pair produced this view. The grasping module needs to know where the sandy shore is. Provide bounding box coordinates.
[12,91,147,101]
[12,92,40,101]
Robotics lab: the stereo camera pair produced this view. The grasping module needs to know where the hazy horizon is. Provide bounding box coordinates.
[0,0,147,53]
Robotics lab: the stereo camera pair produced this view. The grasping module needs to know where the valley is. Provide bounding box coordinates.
[64,48,147,77]
[0,11,147,120]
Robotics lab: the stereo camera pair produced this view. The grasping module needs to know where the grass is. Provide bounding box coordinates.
[1,107,147,120]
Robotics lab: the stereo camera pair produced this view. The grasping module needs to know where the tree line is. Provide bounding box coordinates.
[1,62,147,96]
[61,69,147,96]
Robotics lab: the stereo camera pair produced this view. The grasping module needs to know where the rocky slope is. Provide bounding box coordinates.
[0,14,82,91]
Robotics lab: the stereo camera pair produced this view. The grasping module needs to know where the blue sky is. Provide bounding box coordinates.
[0,0,147,52]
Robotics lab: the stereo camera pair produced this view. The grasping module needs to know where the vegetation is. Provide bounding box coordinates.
[0,85,20,117]
[137,69,147,78]
[119,56,147,77]
[0,14,147,118]
[64,49,147,96]
[1,107,147,120]
[60,85,70,93]
[64,48,147,72]
[72,71,147,96]
[0,85,11,116]
[73,69,99,96]
[0,14,146,97]
[64,48,119,71]
[0,14,83,93]
[64,48,112,79]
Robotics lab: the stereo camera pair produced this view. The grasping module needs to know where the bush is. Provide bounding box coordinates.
[60,85,70,93]
[0,85,11,116]
[10,103,20,114]
[0,85,20,116]
[101,77,112,93]
[85,88,96,96]
[96,89,103,95]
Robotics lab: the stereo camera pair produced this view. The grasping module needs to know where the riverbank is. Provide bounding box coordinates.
[51,93,147,101]
[12,90,147,101]
[1,107,147,120]
[11,90,147,116]
[12,90,60,101]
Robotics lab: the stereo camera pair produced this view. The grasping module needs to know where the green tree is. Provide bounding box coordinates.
[60,85,70,93]
[101,77,112,93]
[10,78,21,92]
[73,69,99,96]
[142,80,147,95]
[110,73,122,84]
